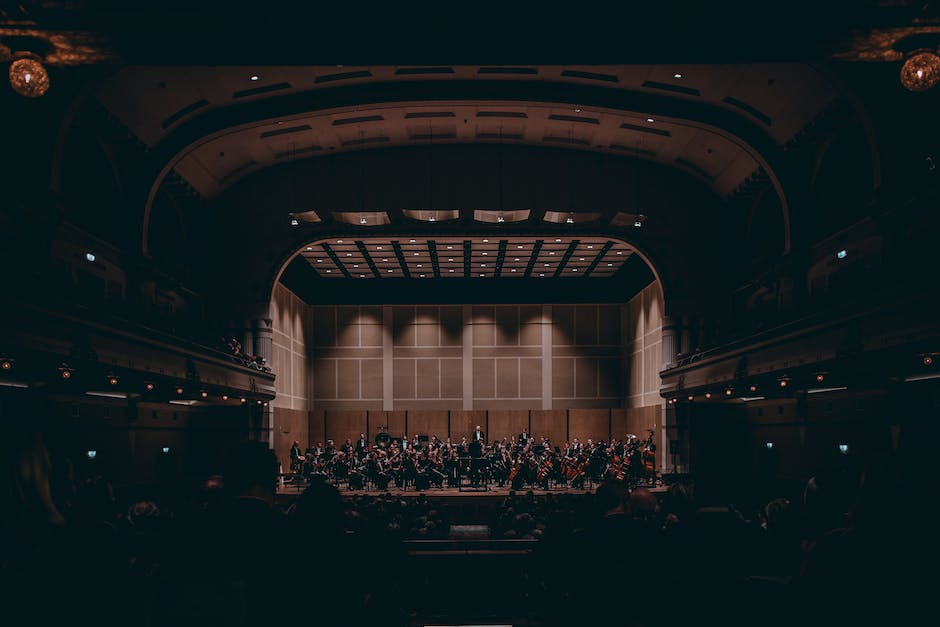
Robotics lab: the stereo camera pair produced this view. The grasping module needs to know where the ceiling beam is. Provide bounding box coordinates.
[553,239,580,277]
[356,240,382,278]
[494,239,508,278]
[583,241,614,277]
[321,243,352,278]
[428,240,441,279]
[391,240,411,278]
[524,239,543,278]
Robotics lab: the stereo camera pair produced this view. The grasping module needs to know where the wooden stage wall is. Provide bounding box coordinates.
[302,406,661,448]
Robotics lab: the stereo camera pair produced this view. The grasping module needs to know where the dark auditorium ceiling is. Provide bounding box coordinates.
[93,64,835,199]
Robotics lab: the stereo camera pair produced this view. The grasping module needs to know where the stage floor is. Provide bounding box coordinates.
[277,482,665,499]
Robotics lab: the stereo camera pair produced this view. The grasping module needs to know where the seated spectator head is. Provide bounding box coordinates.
[223,441,279,505]
[2,428,65,528]
[292,478,344,536]
[595,480,629,516]
[628,488,658,520]
[73,474,116,525]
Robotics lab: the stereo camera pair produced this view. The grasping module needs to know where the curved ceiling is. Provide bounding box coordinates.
[94,64,837,201]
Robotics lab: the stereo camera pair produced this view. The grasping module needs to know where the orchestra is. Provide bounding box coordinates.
[290,429,658,491]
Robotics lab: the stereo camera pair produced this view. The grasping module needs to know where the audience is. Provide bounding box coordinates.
[1,424,924,627]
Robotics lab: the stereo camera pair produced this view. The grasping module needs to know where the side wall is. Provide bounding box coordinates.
[271,283,313,470]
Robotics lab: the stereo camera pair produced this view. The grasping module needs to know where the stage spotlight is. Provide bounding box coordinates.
[86,450,97,460]
[162,446,170,454]
[765,442,773,450]
[289,215,299,226]
[85,252,96,262]
[839,443,849,454]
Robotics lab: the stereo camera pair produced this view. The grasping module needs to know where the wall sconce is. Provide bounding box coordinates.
[901,49,940,92]
[8,53,50,98]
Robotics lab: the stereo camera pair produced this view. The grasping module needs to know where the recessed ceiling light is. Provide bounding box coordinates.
[428,216,436,222]
[544,263,550,266]
[409,239,416,243]
[539,273,545,277]
[674,73,682,79]
[413,252,419,256]
[420,274,425,278]
[353,264,359,268]
[417,264,423,268]
[482,252,488,256]
[555,239,561,243]
[250,74,259,81]
[346,253,352,256]
[647,118,655,123]
[549,251,555,255]
[517,245,523,249]
[587,245,593,249]
[305,247,313,251]
[447,245,453,249]
[377,246,383,250]
[579,257,585,261]
[574,108,582,112]
[511,269,517,272]
[483,239,489,243]
[326,269,332,273]
[479,273,484,277]
[607,263,613,267]
[449,269,454,272]
[514,258,520,262]
[337,240,343,243]
[388,269,393,272]
[359,217,367,224]
[317,259,323,262]
[360,274,365,277]
[383,258,388,262]
[448,258,454,262]
[572,268,578,272]
[481,264,486,267]
[617,251,623,255]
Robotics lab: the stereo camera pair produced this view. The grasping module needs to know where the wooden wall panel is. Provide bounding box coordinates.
[625,405,661,444]
[569,408,610,442]
[308,409,326,447]
[488,409,528,444]
[531,409,567,448]
[449,409,487,442]
[407,410,449,441]
[369,410,406,441]
[325,410,367,447]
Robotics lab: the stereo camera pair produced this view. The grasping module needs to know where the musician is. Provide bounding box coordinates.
[340,439,353,455]
[325,439,335,456]
[518,428,530,444]
[289,441,305,482]
[355,433,368,458]
[472,425,485,442]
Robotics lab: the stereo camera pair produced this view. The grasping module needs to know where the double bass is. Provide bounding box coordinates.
[642,431,656,474]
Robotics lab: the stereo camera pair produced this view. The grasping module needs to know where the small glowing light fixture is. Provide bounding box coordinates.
[9,54,51,98]
[359,217,368,224]
[900,50,940,92]
[749,384,758,393]
[725,387,733,396]
[145,382,155,392]
[222,394,229,401]
[705,391,712,399]
[108,374,119,386]
[674,73,683,79]
[175,386,184,395]
[646,117,655,123]
[836,249,847,260]
[566,214,575,224]
[289,216,300,226]
[923,354,936,366]
[256,399,262,405]
[200,390,208,399]
[815,372,826,383]
[59,364,73,380]
[778,375,790,388]
[85,252,96,262]
[497,214,505,223]
[428,216,436,222]
[162,446,170,454]
[250,74,260,81]
[687,394,694,401]
[240,397,247,404]
[765,442,774,450]
[86,450,97,460]
[0,358,13,371]
[838,443,849,454]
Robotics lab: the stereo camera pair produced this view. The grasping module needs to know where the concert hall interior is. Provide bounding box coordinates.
[1,2,938,626]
